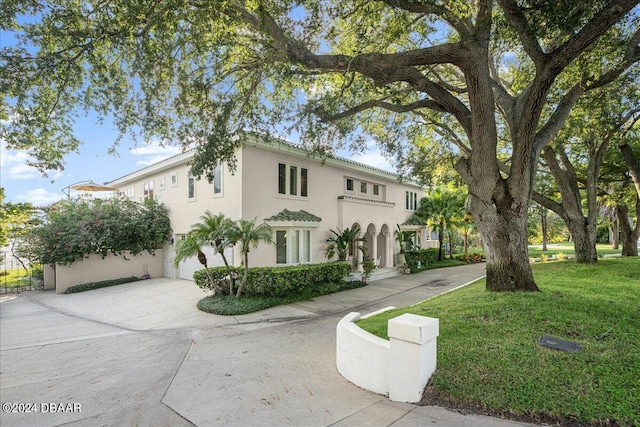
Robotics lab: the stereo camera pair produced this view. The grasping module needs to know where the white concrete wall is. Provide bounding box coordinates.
[336,312,391,395]
[54,250,163,294]
[336,310,439,403]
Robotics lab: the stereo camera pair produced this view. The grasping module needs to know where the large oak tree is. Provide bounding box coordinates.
[2,1,639,291]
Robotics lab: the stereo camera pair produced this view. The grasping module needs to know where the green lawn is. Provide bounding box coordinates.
[527,242,621,258]
[0,268,32,288]
[356,258,640,426]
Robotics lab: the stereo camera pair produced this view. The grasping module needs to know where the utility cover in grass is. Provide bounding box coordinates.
[539,336,583,352]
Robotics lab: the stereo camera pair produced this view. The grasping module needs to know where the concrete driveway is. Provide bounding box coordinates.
[0,264,533,427]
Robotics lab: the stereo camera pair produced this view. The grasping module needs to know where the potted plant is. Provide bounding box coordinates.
[361,258,376,283]
[395,225,415,266]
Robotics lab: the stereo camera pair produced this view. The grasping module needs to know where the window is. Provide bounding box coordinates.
[276,231,287,264]
[188,175,196,200]
[159,177,166,191]
[346,178,354,192]
[171,174,178,187]
[373,184,380,196]
[278,163,287,194]
[290,165,298,196]
[143,181,154,200]
[406,191,418,211]
[360,182,367,193]
[275,229,312,265]
[301,168,308,197]
[125,187,135,198]
[213,164,222,195]
[277,162,308,197]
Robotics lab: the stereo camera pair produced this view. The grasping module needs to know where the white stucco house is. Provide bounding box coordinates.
[105,135,435,280]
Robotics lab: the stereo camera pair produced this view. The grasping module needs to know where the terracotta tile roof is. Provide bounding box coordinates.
[266,209,322,222]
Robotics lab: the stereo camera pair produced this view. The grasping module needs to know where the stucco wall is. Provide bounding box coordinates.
[53,250,163,294]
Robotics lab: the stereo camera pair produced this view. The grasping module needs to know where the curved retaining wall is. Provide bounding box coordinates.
[336,309,439,403]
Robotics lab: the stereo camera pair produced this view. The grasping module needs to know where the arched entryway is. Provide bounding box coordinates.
[377,224,390,268]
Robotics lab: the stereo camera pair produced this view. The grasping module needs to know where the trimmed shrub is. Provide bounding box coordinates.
[193,262,351,297]
[405,249,439,273]
[64,276,140,294]
[31,264,44,280]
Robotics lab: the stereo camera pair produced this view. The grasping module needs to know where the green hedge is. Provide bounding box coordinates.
[64,276,140,294]
[405,249,439,273]
[193,262,351,297]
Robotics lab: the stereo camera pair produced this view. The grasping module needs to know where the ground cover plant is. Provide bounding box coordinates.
[356,258,639,426]
[64,276,141,294]
[197,279,367,315]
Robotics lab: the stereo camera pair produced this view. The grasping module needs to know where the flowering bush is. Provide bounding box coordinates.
[33,196,171,265]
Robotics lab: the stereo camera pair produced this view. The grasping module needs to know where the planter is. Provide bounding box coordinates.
[397,253,406,266]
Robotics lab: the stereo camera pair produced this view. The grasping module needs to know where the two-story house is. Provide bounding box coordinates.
[106,135,432,280]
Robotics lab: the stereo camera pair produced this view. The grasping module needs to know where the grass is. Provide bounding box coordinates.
[0,268,32,288]
[197,280,368,315]
[356,258,640,426]
[527,242,621,258]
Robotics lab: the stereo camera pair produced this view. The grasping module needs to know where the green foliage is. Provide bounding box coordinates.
[357,258,640,425]
[197,275,366,316]
[31,264,43,280]
[325,225,367,261]
[0,268,31,288]
[228,218,273,297]
[193,262,351,298]
[410,183,467,261]
[394,224,416,254]
[361,258,376,277]
[32,196,171,265]
[404,249,439,272]
[63,276,140,294]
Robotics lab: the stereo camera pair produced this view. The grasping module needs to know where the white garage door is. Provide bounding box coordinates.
[178,245,233,281]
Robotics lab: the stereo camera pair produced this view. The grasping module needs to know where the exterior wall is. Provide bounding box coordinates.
[240,143,424,269]
[108,151,244,277]
[53,250,164,294]
[107,137,427,277]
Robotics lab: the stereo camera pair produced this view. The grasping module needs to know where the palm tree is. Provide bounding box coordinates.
[325,225,367,261]
[413,184,465,261]
[228,218,273,298]
[173,233,224,294]
[190,211,237,295]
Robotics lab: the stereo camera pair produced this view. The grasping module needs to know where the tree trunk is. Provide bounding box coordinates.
[567,218,598,263]
[618,199,640,257]
[216,240,236,295]
[437,223,444,261]
[468,194,539,292]
[610,219,619,249]
[236,252,249,298]
[541,210,548,252]
[463,230,469,258]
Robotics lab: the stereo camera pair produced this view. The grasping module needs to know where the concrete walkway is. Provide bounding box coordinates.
[0,264,535,427]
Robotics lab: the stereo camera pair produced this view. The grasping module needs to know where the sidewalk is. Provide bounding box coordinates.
[0,263,536,426]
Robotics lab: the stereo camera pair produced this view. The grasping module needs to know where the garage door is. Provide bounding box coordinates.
[178,245,233,281]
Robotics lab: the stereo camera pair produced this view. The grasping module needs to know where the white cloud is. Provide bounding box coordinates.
[16,188,64,206]
[7,163,39,180]
[0,140,65,181]
[130,141,180,166]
